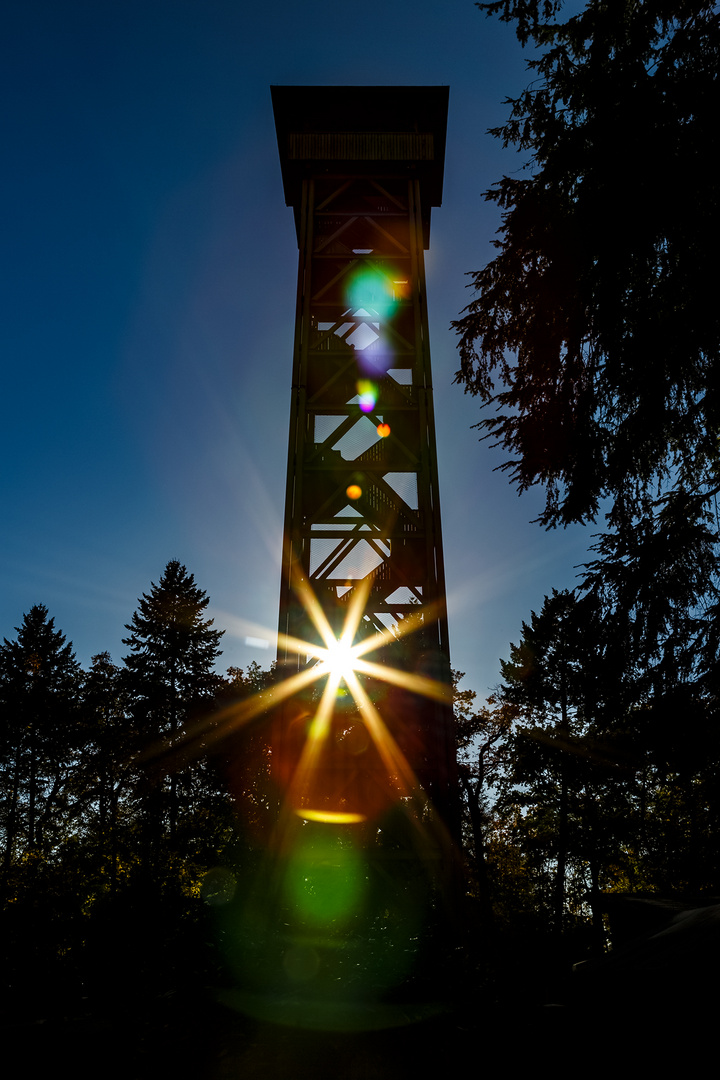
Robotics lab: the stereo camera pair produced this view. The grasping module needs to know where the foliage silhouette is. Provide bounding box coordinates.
[449,5,720,980]
[122,559,225,878]
[454,0,720,532]
[0,605,82,871]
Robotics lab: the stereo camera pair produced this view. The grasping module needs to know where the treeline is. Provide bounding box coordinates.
[0,560,273,1017]
[3,557,720,1017]
[451,0,720,990]
[455,584,720,976]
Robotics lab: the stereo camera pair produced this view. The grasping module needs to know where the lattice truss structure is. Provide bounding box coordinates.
[271,88,455,822]
[279,171,450,666]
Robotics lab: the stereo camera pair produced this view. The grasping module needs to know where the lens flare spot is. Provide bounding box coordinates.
[346,268,397,320]
[298,809,366,824]
[357,348,392,378]
[284,833,365,927]
[346,484,362,500]
[357,380,377,413]
[342,721,370,755]
[376,423,391,438]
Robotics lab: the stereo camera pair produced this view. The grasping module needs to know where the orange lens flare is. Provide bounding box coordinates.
[346,484,362,500]
[297,809,366,824]
[376,423,391,438]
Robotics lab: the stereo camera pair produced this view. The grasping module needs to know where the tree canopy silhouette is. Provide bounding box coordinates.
[454,0,720,532]
[122,560,224,865]
[122,559,224,739]
[0,605,82,868]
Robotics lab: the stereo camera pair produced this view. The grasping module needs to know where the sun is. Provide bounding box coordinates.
[153,570,452,816]
[316,635,358,682]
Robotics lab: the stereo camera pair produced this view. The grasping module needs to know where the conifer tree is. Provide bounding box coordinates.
[454,0,720,677]
[123,561,223,732]
[78,652,134,894]
[122,561,223,871]
[498,592,583,930]
[0,605,82,870]
[497,592,648,938]
[454,0,720,532]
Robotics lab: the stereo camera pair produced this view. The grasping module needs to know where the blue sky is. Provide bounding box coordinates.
[1,0,593,699]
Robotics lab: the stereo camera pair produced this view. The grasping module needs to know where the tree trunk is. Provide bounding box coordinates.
[553,683,569,935]
[3,761,20,871]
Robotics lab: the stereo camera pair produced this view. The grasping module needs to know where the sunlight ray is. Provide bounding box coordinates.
[339,574,373,646]
[142,663,322,766]
[343,669,420,801]
[276,629,332,664]
[291,572,338,650]
[286,670,342,813]
[290,672,339,779]
[352,657,452,703]
[349,598,444,660]
[146,563,450,797]
[345,669,457,856]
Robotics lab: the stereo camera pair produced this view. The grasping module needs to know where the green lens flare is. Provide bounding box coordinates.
[284,830,365,928]
[346,268,397,320]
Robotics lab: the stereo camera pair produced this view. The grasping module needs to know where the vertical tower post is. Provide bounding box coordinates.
[272,86,457,834]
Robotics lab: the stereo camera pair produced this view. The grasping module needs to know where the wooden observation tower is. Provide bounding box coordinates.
[271,86,457,835]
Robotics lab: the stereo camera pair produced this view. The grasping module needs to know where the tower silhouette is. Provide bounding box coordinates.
[271,86,457,834]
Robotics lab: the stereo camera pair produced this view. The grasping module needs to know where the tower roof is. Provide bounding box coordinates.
[271,86,448,241]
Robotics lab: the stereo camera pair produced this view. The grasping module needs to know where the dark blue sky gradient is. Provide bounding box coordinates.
[1,0,592,698]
